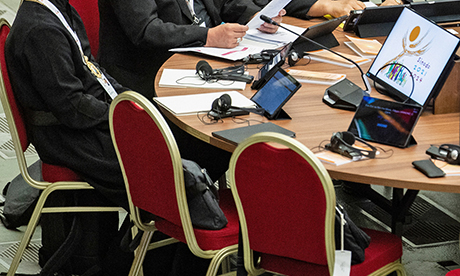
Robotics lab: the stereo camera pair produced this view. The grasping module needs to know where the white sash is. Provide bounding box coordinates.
[28,0,118,100]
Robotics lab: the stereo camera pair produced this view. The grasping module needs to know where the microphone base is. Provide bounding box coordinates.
[323,78,367,111]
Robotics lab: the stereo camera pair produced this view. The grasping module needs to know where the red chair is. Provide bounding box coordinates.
[69,0,99,57]
[447,269,460,275]
[0,19,122,276]
[109,91,239,276]
[228,132,407,276]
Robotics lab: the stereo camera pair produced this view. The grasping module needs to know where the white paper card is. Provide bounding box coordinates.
[153,91,255,116]
[333,250,352,276]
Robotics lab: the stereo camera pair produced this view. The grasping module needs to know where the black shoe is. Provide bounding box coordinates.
[0,209,16,229]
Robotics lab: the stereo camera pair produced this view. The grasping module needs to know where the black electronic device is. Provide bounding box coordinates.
[243,49,280,64]
[323,78,367,111]
[412,159,446,178]
[353,5,405,38]
[250,67,301,120]
[348,96,422,148]
[259,14,372,111]
[366,7,460,109]
[325,131,377,160]
[208,93,265,120]
[410,0,460,26]
[290,15,346,58]
[251,42,292,90]
[343,9,364,33]
[426,144,460,165]
[195,60,254,83]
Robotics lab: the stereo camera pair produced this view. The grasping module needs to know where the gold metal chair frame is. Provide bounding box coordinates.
[109,91,238,276]
[228,132,407,276]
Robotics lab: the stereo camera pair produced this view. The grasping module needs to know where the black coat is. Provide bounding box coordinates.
[6,0,129,210]
[98,0,262,98]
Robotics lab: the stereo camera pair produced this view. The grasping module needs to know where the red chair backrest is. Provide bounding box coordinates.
[0,22,29,152]
[111,99,182,226]
[70,0,99,57]
[234,142,329,265]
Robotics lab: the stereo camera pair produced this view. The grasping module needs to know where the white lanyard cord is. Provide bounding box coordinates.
[27,0,118,100]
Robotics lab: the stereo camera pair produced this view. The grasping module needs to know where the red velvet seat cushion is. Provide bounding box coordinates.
[447,269,460,276]
[259,228,402,276]
[155,189,239,250]
[42,162,81,182]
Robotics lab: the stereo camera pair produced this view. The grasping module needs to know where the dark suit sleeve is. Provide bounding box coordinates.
[104,0,209,49]
[259,0,318,19]
[219,0,262,24]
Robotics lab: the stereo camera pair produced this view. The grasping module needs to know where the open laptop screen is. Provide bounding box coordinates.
[366,7,460,107]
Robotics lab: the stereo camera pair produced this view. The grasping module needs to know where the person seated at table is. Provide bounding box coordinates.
[5,0,227,275]
[254,0,401,20]
[97,0,284,185]
[98,0,285,100]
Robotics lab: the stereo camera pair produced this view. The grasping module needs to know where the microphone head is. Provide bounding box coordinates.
[260,14,279,26]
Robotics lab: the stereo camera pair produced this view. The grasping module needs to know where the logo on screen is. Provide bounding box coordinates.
[383,26,433,85]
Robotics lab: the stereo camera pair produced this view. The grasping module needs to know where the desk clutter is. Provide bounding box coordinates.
[413,145,460,178]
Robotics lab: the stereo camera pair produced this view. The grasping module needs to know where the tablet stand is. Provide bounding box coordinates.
[269,108,291,120]
[292,33,339,53]
[405,135,417,148]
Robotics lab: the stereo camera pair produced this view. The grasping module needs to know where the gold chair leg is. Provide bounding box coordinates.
[6,192,48,276]
[129,230,155,276]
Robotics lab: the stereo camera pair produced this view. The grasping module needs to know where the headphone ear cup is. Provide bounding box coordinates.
[288,50,299,67]
[196,60,213,80]
[211,94,232,114]
[341,131,356,145]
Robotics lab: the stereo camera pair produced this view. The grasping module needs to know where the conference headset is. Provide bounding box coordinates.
[325,131,377,160]
[426,144,460,165]
[208,93,264,120]
[195,60,254,83]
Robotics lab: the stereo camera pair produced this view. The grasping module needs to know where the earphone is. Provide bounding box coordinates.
[325,131,377,160]
[426,144,460,165]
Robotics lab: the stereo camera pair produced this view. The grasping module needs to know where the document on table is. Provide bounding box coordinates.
[169,0,296,60]
[153,91,256,116]
[246,0,292,30]
[159,69,247,90]
[169,45,265,61]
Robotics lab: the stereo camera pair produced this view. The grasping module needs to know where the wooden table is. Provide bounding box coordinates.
[154,16,460,235]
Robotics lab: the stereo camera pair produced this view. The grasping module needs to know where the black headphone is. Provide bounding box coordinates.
[426,144,460,165]
[211,93,232,115]
[196,60,254,83]
[209,93,265,120]
[287,50,303,67]
[325,131,377,159]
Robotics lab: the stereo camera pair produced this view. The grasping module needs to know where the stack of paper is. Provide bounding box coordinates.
[306,49,371,68]
[344,35,382,58]
[285,69,346,85]
[159,69,247,90]
[153,91,255,116]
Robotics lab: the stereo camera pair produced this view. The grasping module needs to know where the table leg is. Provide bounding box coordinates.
[342,181,419,236]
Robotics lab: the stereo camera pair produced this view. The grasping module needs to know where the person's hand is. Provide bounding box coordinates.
[380,0,402,6]
[307,0,366,18]
[205,23,248,48]
[258,9,286,34]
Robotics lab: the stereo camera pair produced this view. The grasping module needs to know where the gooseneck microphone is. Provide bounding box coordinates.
[260,14,371,110]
